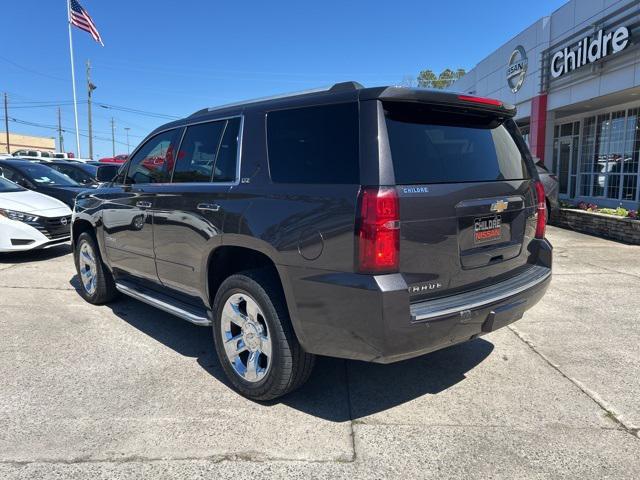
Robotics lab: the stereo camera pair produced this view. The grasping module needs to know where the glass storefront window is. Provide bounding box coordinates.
[553,120,580,197]
[592,114,610,197]
[623,108,639,201]
[577,109,640,203]
[580,117,596,197]
[606,111,626,199]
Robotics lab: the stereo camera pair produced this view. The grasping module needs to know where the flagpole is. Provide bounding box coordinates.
[67,0,81,157]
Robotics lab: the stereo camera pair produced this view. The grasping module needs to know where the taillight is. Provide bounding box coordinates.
[535,180,546,239]
[458,94,503,107]
[356,186,400,274]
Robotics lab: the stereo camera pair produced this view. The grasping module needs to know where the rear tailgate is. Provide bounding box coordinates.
[383,100,538,302]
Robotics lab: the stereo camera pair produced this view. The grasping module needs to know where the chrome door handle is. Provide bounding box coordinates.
[197,203,220,212]
[136,201,152,209]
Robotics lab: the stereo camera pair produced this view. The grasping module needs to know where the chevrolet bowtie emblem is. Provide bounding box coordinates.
[490,200,509,213]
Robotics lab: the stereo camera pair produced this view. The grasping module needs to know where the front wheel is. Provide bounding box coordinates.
[74,232,118,304]
[212,269,315,400]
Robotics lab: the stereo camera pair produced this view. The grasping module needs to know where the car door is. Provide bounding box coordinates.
[101,128,182,282]
[152,117,242,299]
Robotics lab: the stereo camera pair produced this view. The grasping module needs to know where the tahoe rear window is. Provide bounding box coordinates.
[385,102,530,185]
[267,103,359,184]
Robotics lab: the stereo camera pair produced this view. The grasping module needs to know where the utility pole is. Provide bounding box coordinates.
[86,60,97,159]
[57,107,65,152]
[124,127,131,154]
[111,117,116,157]
[3,93,9,153]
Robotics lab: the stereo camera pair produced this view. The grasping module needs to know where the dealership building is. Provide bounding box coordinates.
[452,0,640,209]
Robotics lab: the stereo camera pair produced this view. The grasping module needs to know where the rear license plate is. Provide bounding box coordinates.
[474,215,502,243]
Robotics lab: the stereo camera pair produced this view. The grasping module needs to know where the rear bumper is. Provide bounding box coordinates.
[286,240,552,363]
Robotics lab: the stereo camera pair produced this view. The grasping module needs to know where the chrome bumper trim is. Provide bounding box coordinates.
[410,265,551,322]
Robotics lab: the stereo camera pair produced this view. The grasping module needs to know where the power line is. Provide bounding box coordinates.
[98,102,179,120]
[9,98,178,120]
[0,55,67,82]
[8,117,130,147]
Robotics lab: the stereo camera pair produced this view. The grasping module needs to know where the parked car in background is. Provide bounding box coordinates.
[535,160,559,221]
[11,151,93,164]
[0,175,71,252]
[0,159,88,208]
[65,158,94,164]
[99,154,128,164]
[33,160,101,187]
[72,83,552,400]
[12,149,54,159]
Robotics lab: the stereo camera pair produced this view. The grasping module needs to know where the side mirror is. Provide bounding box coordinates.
[96,164,119,182]
[0,167,4,177]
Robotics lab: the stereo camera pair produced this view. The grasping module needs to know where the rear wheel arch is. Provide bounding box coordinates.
[205,244,305,347]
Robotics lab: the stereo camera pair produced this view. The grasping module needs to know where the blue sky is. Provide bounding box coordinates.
[2,0,566,159]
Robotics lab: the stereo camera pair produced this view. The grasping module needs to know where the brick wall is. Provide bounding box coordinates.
[552,209,640,245]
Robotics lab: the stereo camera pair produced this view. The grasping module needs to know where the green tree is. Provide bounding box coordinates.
[417,69,437,88]
[416,68,466,89]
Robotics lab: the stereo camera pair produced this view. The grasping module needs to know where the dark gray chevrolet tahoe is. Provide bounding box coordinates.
[72,82,552,400]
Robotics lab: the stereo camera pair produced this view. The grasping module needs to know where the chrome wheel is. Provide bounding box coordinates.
[78,241,97,295]
[220,293,272,383]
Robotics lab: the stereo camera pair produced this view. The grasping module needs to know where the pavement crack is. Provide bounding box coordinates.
[508,325,639,440]
[0,285,77,292]
[343,360,357,463]
[0,454,347,467]
[351,420,624,430]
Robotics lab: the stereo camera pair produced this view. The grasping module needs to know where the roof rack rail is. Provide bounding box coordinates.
[189,81,363,117]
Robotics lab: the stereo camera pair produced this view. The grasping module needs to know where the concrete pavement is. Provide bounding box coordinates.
[1,226,639,479]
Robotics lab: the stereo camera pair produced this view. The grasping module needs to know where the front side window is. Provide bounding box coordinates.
[0,174,25,192]
[0,167,26,185]
[52,164,94,184]
[125,129,180,184]
[267,103,359,184]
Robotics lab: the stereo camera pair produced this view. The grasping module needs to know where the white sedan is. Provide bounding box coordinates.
[0,175,72,252]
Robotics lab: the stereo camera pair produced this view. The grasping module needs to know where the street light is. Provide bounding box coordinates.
[124,127,131,154]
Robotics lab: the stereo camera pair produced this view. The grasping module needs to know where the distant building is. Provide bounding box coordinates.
[451,0,640,209]
[0,132,56,155]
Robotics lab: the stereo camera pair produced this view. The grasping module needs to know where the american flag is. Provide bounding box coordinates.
[69,0,104,46]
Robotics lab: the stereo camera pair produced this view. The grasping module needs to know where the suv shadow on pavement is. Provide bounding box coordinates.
[70,274,494,422]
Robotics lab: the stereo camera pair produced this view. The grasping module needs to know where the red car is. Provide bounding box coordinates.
[99,154,129,164]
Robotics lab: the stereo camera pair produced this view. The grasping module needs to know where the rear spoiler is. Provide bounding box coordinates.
[359,87,516,118]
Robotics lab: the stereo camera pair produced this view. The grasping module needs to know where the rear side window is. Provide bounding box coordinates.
[267,103,359,184]
[173,121,225,183]
[385,103,530,185]
[213,117,241,182]
[173,117,241,183]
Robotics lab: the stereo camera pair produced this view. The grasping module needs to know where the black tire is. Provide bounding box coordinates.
[212,269,315,401]
[74,231,118,305]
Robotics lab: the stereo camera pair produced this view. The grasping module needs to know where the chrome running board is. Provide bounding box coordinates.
[115,281,211,327]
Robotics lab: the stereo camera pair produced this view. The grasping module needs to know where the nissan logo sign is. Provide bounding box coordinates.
[507,45,528,93]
